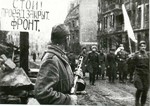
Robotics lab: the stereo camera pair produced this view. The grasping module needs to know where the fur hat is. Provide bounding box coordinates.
[51,24,70,44]
[91,45,97,50]
[139,40,146,46]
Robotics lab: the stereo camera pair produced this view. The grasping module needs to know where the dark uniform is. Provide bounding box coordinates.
[86,50,100,85]
[116,50,128,83]
[107,50,117,83]
[98,52,106,80]
[35,45,74,105]
[127,54,134,83]
[32,52,36,62]
[34,24,77,105]
[132,51,149,106]
[67,52,76,72]
[79,50,87,76]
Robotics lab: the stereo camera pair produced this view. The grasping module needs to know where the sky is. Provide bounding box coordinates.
[31,0,74,43]
[0,0,74,43]
[38,0,74,42]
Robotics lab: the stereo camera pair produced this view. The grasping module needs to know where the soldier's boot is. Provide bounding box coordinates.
[96,74,98,80]
[135,101,140,106]
[141,104,145,106]
[141,90,148,106]
[102,74,105,80]
[135,90,142,106]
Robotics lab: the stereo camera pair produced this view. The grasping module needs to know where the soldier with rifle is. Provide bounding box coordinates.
[79,47,88,77]
[34,24,85,105]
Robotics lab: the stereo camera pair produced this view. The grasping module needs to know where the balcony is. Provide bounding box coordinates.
[103,3,121,13]
[116,25,124,31]
[109,3,120,10]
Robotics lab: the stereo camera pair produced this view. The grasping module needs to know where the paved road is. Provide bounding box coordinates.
[28,60,150,106]
[77,74,150,106]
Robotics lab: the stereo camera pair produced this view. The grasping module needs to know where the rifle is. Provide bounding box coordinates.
[70,56,86,94]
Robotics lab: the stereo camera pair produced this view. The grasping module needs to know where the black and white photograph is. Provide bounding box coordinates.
[0,0,149,105]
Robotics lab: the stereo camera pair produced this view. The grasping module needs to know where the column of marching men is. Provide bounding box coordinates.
[67,41,149,106]
[68,44,133,85]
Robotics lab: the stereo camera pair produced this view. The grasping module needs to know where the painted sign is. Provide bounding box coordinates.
[0,0,50,32]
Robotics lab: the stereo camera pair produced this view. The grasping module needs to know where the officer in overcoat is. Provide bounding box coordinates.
[85,45,100,85]
[34,24,78,105]
[132,41,149,106]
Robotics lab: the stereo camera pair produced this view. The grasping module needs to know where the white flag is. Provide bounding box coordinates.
[122,4,137,43]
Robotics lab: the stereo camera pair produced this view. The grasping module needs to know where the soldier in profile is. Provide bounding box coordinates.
[34,24,77,105]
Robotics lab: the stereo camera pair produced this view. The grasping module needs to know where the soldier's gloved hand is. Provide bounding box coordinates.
[99,65,101,68]
[74,69,83,78]
[69,95,78,105]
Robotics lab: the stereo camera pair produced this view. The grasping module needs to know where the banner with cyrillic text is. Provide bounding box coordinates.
[0,0,50,32]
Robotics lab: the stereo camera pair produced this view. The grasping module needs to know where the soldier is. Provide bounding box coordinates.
[132,41,149,106]
[34,24,78,105]
[127,53,134,83]
[79,47,87,77]
[32,52,36,62]
[107,49,117,83]
[85,45,100,85]
[116,45,128,83]
[67,51,76,72]
[98,50,106,80]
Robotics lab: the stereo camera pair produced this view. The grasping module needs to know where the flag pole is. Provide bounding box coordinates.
[128,34,132,53]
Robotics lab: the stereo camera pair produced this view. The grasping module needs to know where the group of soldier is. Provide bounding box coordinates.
[0,22,148,106]
[32,24,148,106]
[67,41,149,106]
[68,44,132,85]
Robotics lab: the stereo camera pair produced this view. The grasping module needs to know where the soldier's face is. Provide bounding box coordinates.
[83,49,86,52]
[92,48,96,52]
[139,44,146,51]
[120,48,124,52]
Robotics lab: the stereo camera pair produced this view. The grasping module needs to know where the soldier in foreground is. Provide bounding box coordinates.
[132,41,149,106]
[34,24,77,105]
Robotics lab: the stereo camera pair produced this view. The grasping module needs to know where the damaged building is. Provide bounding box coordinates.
[97,0,149,52]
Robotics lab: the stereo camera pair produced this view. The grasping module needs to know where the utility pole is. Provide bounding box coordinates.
[20,32,29,75]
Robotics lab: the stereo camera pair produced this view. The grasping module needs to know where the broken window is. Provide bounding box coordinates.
[109,14,115,28]
[137,7,141,28]
[145,4,149,22]
[104,16,108,29]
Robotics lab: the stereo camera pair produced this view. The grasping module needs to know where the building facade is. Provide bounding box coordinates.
[65,0,98,54]
[97,0,149,52]
[64,0,81,54]
[79,0,98,46]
